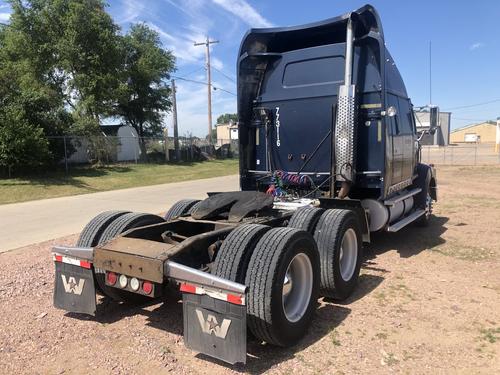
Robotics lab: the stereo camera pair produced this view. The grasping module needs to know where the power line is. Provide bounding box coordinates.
[444,98,500,111]
[211,66,236,83]
[170,75,236,96]
[176,66,205,79]
[451,116,492,122]
[212,86,236,96]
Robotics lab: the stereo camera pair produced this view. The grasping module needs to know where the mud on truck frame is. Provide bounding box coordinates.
[52,4,438,365]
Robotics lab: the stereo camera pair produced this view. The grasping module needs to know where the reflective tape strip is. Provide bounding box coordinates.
[53,254,92,269]
[360,103,382,109]
[179,282,245,306]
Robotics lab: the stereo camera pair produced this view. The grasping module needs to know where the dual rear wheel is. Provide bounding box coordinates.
[212,207,363,346]
[214,225,320,346]
[288,207,363,300]
[76,211,165,302]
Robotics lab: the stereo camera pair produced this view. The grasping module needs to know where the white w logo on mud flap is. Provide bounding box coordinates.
[61,275,85,295]
[195,309,231,339]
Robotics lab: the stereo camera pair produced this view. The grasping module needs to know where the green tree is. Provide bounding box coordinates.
[0,1,72,165]
[0,109,50,176]
[216,113,238,124]
[55,0,123,132]
[4,0,123,135]
[115,23,175,154]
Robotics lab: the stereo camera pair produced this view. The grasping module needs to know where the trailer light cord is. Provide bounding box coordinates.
[301,176,333,198]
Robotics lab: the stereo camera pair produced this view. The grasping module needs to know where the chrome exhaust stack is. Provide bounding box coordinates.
[334,17,357,198]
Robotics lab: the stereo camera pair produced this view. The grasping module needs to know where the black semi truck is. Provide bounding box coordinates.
[52,4,438,365]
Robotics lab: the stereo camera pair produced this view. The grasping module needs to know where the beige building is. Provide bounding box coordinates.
[450,121,497,143]
[216,121,238,145]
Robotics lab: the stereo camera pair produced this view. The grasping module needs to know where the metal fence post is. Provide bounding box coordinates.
[474,143,477,166]
[133,135,138,164]
[63,136,69,175]
[167,136,170,163]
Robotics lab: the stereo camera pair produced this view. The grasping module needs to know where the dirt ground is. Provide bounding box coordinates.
[0,165,499,375]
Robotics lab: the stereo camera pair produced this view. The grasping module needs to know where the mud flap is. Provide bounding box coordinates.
[54,261,96,316]
[183,293,246,365]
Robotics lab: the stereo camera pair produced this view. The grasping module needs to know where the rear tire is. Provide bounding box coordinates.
[212,224,271,283]
[187,200,202,216]
[314,209,362,301]
[245,227,320,346]
[164,199,201,221]
[95,212,165,302]
[76,211,130,248]
[76,211,130,294]
[288,206,325,234]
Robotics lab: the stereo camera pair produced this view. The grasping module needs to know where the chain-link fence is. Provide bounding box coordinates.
[47,135,239,173]
[421,143,500,165]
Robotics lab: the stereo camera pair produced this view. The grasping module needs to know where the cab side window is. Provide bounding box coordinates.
[397,97,413,135]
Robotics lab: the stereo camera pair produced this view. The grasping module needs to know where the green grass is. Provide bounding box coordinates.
[0,159,239,205]
[330,329,341,346]
[479,327,500,344]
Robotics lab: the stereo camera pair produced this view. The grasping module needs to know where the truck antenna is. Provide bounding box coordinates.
[429,40,432,105]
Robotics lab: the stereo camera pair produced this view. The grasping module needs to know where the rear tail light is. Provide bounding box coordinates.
[130,278,140,291]
[142,281,153,295]
[106,271,117,286]
[118,274,128,288]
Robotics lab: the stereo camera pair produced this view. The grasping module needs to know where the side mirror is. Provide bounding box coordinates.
[429,106,439,134]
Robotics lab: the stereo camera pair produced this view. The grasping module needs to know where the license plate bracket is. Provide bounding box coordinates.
[183,293,246,365]
[54,261,96,316]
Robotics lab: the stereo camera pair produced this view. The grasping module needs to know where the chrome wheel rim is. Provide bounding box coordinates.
[339,228,358,281]
[282,253,313,323]
[425,193,432,219]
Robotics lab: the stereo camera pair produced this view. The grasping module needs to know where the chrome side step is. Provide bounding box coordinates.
[386,209,426,232]
[384,188,421,206]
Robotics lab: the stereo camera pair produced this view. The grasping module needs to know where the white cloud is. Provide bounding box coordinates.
[469,42,485,51]
[211,0,273,28]
[148,22,207,63]
[0,12,10,22]
[122,0,239,136]
[211,57,224,70]
[115,0,145,24]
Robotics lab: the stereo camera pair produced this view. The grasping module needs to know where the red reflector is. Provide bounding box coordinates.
[227,293,243,305]
[54,255,63,262]
[180,283,196,294]
[80,260,91,269]
[106,272,117,286]
[142,281,153,295]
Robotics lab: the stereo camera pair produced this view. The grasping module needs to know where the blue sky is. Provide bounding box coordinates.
[1,1,499,136]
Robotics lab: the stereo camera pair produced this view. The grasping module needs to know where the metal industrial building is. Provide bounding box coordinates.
[415,111,451,146]
[450,120,498,143]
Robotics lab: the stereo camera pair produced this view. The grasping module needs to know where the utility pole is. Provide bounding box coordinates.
[171,79,180,161]
[194,36,219,144]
